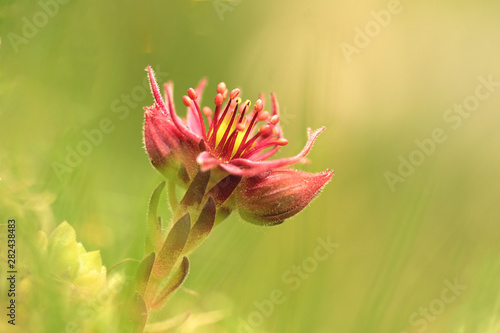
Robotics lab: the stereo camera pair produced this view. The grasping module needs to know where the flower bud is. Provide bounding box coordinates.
[234,168,333,225]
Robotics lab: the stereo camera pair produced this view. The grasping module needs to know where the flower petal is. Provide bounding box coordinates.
[196,151,222,172]
[186,78,208,137]
[270,92,279,117]
[221,127,326,176]
[186,105,203,137]
[146,68,201,144]
[194,78,207,104]
[250,146,280,161]
[144,104,201,179]
[144,106,180,176]
[146,66,168,112]
[163,81,201,141]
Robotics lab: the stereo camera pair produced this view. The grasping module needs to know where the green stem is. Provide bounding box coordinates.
[131,170,239,332]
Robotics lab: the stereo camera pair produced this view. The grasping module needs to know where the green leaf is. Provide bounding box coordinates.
[47,221,79,278]
[183,197,216,254]
[152,257,189,310]
[135,252,156,298]
[151,214,191,280]
[167,181,179,211]
[126,292,148,333]
[215,207,232,226]
[77,250,103,274]
[180,170,210,207]
[47,221,76,252]
[207,174,241,206]
[146,181,166,254]
[72,246,107,291]
[75,250,107,291]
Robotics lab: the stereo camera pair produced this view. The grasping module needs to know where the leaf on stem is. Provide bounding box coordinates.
[152,256,190,310]
[215,207,232,226]
[151,213,191,280]
[180,170,211,207]
[183,197,216,254]
[127,292,148,333]
[207,174,241,206]
[167,181,179,211]
[146,181,166,253]
[135,252,155,297]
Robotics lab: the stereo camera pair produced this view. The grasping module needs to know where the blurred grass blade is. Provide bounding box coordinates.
[145,311,191,333]
[135,252,155,297]
[183,197,216,254]
[180,310,228,331]
[151,213,191,279]
[152,256,190,310]
[146,181,166,253]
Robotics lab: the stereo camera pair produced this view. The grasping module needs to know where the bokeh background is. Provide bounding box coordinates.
[1,0,500,332]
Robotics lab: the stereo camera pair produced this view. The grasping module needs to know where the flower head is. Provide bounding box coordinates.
[144,66,327,179]
[144,66,333,224]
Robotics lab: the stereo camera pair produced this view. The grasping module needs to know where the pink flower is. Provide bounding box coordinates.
[234,168,334,225]
[144,66,333,224]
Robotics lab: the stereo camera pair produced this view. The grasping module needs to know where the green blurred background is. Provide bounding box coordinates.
[1,0,500,332]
